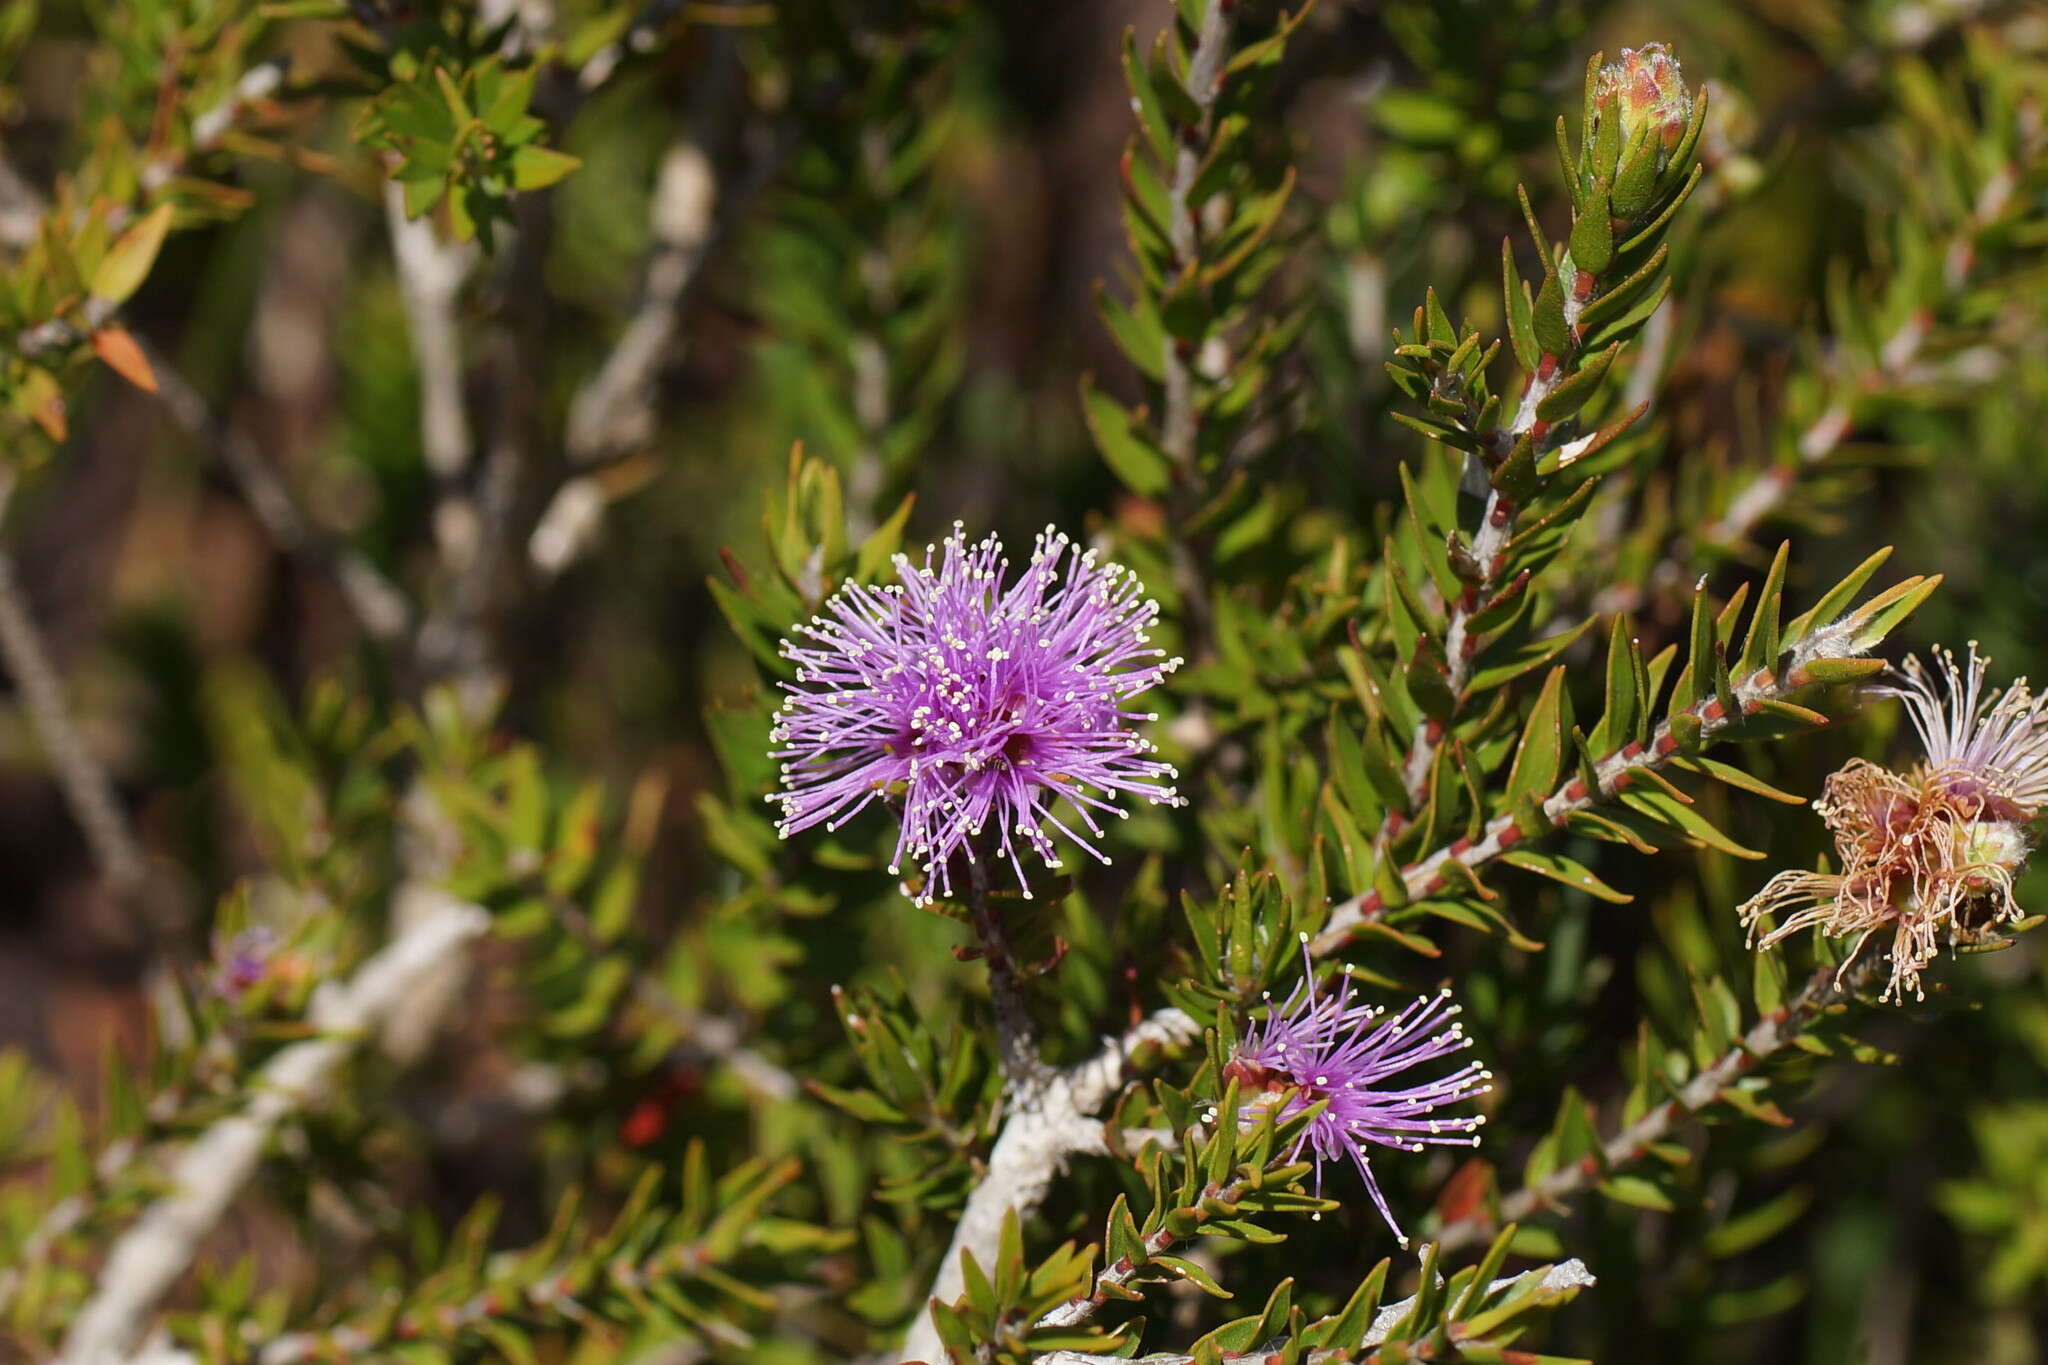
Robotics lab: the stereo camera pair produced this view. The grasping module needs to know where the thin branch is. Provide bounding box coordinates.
[1432,956,1882,1255]
[1033,1159,1261,1333]
[1033,1259,1596,1365]
[57,893,492,1365]
[0,544,147,899]
[255,1224,753,1364]
[1315,602,1898,958]
[1155,1,1231,658]
[141,60,290,195]
[138,337,412,642]
[965,861,1050,1091]
[898,1008,1200,1364]
[539,33,776,580]
[1381,243,1610,840]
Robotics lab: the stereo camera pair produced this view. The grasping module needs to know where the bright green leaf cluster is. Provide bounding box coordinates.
[357,54,580,247]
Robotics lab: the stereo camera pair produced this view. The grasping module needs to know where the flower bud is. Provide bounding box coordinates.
[1954,819,2030,885]
[1596,43,1693,158]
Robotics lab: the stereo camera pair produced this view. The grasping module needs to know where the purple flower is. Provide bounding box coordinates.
[769,525,1182,903]
[210,926,277,1000]
[1228,946,1491,1245]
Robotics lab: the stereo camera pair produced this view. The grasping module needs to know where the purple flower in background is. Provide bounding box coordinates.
[769,525,1182,903]
[209,925,277,1000]
[1228,945,1492,1245]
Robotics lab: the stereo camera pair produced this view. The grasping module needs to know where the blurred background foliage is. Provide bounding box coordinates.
[0,0,2046,1362]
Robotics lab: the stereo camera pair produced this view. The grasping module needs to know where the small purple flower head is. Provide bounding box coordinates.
[1227,944,1492,1246]
[769,525,1182,903]
[209,926,277,1000]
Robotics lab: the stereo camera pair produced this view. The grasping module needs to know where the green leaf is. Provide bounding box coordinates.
[1081,377,1171,496]
[1672,755,1805,805]
[1704,1187,1812,1258]
[91,203,174,304]
[1618,789,1765,858]
[804,1081,907,1125]
[1536,341,1622,422]
[1503,239,1538,371]
[1532,270,1569,356]
[1738,541,1790,676]
[1783,547,1893,643]
[1599,1174,1676,1211]
[1467,617,1597,693]
[1501,849,1633,903]
[1587,615,1639,758]
[1568,183,1614,275]
[510,144,582,191]
[1835,574,1942,654]
[1504,667,1567,805]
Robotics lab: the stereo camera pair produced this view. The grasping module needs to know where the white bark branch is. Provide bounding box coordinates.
[899,1008,1200,1364]
[384,184,478,484]
[57,895,492,1365]
[534,137,718,578]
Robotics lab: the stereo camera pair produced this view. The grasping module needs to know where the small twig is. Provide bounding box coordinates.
[898,1008,1200,1364]
[1433,956,1882,1255]
[1596,128,2037,622]
[1033,1259,1596,1364]
[560,140,717,472]
[140,60,290,195]
[10,58,288,351]
[57,894,492,1365]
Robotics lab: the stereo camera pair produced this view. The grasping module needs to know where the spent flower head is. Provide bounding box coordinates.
[769,525,1181,903]
[1227,943,1491,1245]
[1741,644,2048,1002]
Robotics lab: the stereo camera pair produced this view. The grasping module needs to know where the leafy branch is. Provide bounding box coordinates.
[1433,951,1887,1255]
[1318,547,1937,957]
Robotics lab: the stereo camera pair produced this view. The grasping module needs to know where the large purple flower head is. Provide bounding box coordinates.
[1227,945,1492,1245]
[769,525,1182,903]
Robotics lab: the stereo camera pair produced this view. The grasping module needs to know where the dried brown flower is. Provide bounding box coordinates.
[1741,646,2048,1002]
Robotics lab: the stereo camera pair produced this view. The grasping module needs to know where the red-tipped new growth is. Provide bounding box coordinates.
[1741,645,2048,1002]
